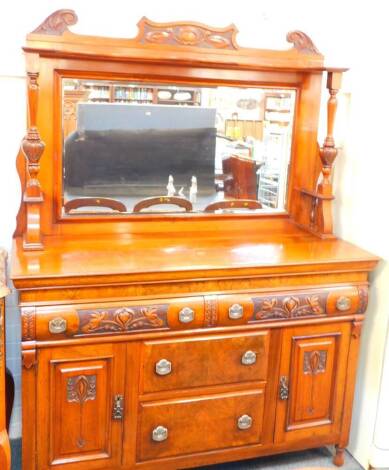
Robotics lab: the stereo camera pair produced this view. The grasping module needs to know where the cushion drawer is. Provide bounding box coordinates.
[140,331,270,393]
[138,388,265,461]
[28,296,204,341]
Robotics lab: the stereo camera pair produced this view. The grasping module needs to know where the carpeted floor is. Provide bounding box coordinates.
[10,440,363,469]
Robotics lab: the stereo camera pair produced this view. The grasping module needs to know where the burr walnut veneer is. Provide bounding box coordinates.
[12,10,379,470]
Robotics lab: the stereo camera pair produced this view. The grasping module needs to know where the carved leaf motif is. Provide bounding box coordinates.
[262,298,277,311]
[141,307,164,326]
[81,312,106,333]
[306,295,324,314]
[114,308,134,329]
[67,375,96,404]
[303,350,327,375]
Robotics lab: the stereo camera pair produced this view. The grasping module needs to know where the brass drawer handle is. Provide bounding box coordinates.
[241,350,257,365]
[336,296,351,311]
[178,307,195,323]
[152,425,168,442]
[49,317,67,334]
[237,414,252,430]
[155,359,172,376]
[229,303,244,319]
[279,376,289,400]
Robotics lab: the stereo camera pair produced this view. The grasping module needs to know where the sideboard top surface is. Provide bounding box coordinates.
[11,219,378,288]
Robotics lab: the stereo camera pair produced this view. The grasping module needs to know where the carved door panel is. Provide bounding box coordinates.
[37,344,125,470]
[275,322,350,443]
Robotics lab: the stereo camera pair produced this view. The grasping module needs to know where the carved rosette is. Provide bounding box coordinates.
[77,304,168,335]
[138,18,238,50]
[31,9,78,36]
[252,293,327,321]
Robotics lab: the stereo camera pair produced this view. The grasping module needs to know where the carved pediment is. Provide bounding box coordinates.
[136,17,239,50]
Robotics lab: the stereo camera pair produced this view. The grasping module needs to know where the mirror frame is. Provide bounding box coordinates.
[16,10,346,248]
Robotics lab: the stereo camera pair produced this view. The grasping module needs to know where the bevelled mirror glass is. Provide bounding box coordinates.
[62,79,296,215]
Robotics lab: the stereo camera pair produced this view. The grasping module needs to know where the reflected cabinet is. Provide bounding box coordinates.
[12,9,378,470]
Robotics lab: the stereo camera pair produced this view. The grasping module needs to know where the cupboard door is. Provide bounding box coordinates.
[37,344,125,469]
[275,323,350,443]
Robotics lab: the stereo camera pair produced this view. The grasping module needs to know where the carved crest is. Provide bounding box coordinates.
[303,350,327,374]
[287,30,321,55]
[137,17,239,50]
[32,9,78,36]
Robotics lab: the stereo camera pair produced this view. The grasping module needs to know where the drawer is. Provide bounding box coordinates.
[138,388,265,461]
[27,296,204,341]
[141,331,270,393]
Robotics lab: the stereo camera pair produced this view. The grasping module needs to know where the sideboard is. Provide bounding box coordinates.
[11,10,379,470]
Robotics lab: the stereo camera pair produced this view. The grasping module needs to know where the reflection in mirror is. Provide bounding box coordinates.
[62,79,295,215]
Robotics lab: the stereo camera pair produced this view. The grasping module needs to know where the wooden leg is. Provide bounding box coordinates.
[334,446,345,467]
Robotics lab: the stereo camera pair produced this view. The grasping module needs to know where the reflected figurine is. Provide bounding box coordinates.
[178,187,185,197]
[166,175,176,196]
[189,176,197,203]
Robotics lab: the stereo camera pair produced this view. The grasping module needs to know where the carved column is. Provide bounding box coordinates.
[21,54,45,250]
[316,71,342,235]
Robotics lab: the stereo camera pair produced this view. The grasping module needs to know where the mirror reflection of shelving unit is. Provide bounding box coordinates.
[258,92,295,209]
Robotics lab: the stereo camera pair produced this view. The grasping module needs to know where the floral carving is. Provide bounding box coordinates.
[31,9,78,36]
[357,286,369,314]
[78,304,168,334]
[138,18,238,50]
[286,30,321,55]
[252,293,327,321]
[22,307,36,341]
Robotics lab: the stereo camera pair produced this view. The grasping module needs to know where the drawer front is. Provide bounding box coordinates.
[28,296,204,341]
[138,388,265,461]
[141,331,270,393]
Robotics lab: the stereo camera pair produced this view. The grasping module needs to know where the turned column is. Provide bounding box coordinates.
[316,71,342,235]
[21,54,45,250]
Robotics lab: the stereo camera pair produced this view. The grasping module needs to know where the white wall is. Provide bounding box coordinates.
[1,1,389,467]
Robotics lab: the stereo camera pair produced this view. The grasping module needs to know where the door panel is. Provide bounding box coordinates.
[275,323,350,443]
[37,344,125,470]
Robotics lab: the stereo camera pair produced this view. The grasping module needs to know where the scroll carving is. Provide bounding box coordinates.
[252,293,327,321]
[286,31,321,55]
[77,304,168,334]
[31,9,78,36]
[204,296,218,327]
[137,17,238,50]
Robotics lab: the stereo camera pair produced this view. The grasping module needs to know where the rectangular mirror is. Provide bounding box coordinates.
[62,79,296,215]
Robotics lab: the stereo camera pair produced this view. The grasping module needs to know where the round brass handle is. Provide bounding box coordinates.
[49,317,67,334]
[152,425,168,442]
[178,307,195,323]
[241,350,257,365]
[155,359,172,376]
[229,303,244,320]
[336,296,351,311]
[237,414,252,430]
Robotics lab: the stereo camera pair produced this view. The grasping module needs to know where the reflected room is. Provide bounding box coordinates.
[62,79,295,215]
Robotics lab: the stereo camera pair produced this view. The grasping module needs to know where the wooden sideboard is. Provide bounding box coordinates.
[11,10,379,470]
[0,250,10,470]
